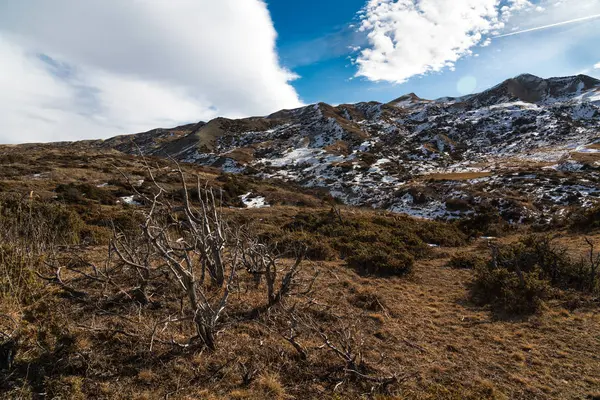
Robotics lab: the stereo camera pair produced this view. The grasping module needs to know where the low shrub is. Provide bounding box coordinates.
[0,153,25,164]
[87,210,145,237]
[277,209,467,276]
[55,183,116,205]
[470,235,600,315]
[80,225,112,246]
[500,235,595,292]
[278,232,337,261]
[457,205,507,238]
[0,195,85,249]
[414,222,467,248]
[0,244,43,306]
[217,173,249,207]
[359,152,378,166]
[350,288,387,311]
[569,205,600,232]
[446,252,486,269]
[45,375,86,400]
[261,188,321,208]
[471,265,550,315]
[346,243,413,276]
[445,198,471,212]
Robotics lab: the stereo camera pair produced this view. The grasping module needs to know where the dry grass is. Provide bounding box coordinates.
[3,240,598,399]
[583,143,600,149]
[324,140,351,156]
[0,146,598,399]
[254,373,287,399]
[424,172,493,181]
[570,151,600,165]
[223,147,256,164]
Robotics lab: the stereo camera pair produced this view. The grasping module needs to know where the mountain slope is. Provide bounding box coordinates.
[90,73,600,221]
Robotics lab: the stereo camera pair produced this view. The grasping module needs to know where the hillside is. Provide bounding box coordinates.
[83,74,600,222]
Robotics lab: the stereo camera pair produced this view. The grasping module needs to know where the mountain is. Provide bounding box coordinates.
[86,74,600,221]
[455,73,600,106]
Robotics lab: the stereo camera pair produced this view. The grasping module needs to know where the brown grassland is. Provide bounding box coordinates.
[0,145,599,400]
[422,172,493,181]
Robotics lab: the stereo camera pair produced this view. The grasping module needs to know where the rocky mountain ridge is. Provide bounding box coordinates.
[87,73,600,222]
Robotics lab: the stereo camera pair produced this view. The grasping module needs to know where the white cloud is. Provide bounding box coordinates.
[595,62,600,69]
[0,1,302,143]
[354,0,599,83]
[355,0,521,83]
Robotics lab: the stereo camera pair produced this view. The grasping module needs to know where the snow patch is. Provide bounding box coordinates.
[240,193,270,209]
[120,196,142,206]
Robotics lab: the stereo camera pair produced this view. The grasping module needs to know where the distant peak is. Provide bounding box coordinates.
[389,92,424,105]
[513,73,543,81]
[403,92,421,100]
[511,73,600,85]
[576,74,600,85]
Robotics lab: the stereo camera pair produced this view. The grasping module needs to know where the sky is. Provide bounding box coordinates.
[0,0,599,143]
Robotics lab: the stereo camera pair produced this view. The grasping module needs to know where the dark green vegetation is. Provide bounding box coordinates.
[260,209,467,276]
[570,204,600,232]
[446,252,487,270]
[471,236,600,315]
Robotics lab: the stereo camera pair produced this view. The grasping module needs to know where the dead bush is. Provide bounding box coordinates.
[112,163,305,350]
[350,288,387,312]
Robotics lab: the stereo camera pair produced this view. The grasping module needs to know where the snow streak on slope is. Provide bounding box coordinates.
[97,74,600,222]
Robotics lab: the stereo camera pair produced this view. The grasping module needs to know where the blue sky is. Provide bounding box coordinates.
[0,0,598,143]
[268,0,600,105]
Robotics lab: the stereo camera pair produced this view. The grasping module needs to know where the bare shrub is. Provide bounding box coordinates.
[308,314,398,389]
[125,170,237,349]
[112,163,305,350]
[240,233,304,307]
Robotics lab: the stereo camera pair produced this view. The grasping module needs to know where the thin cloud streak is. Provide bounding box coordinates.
[494,14,600,38]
